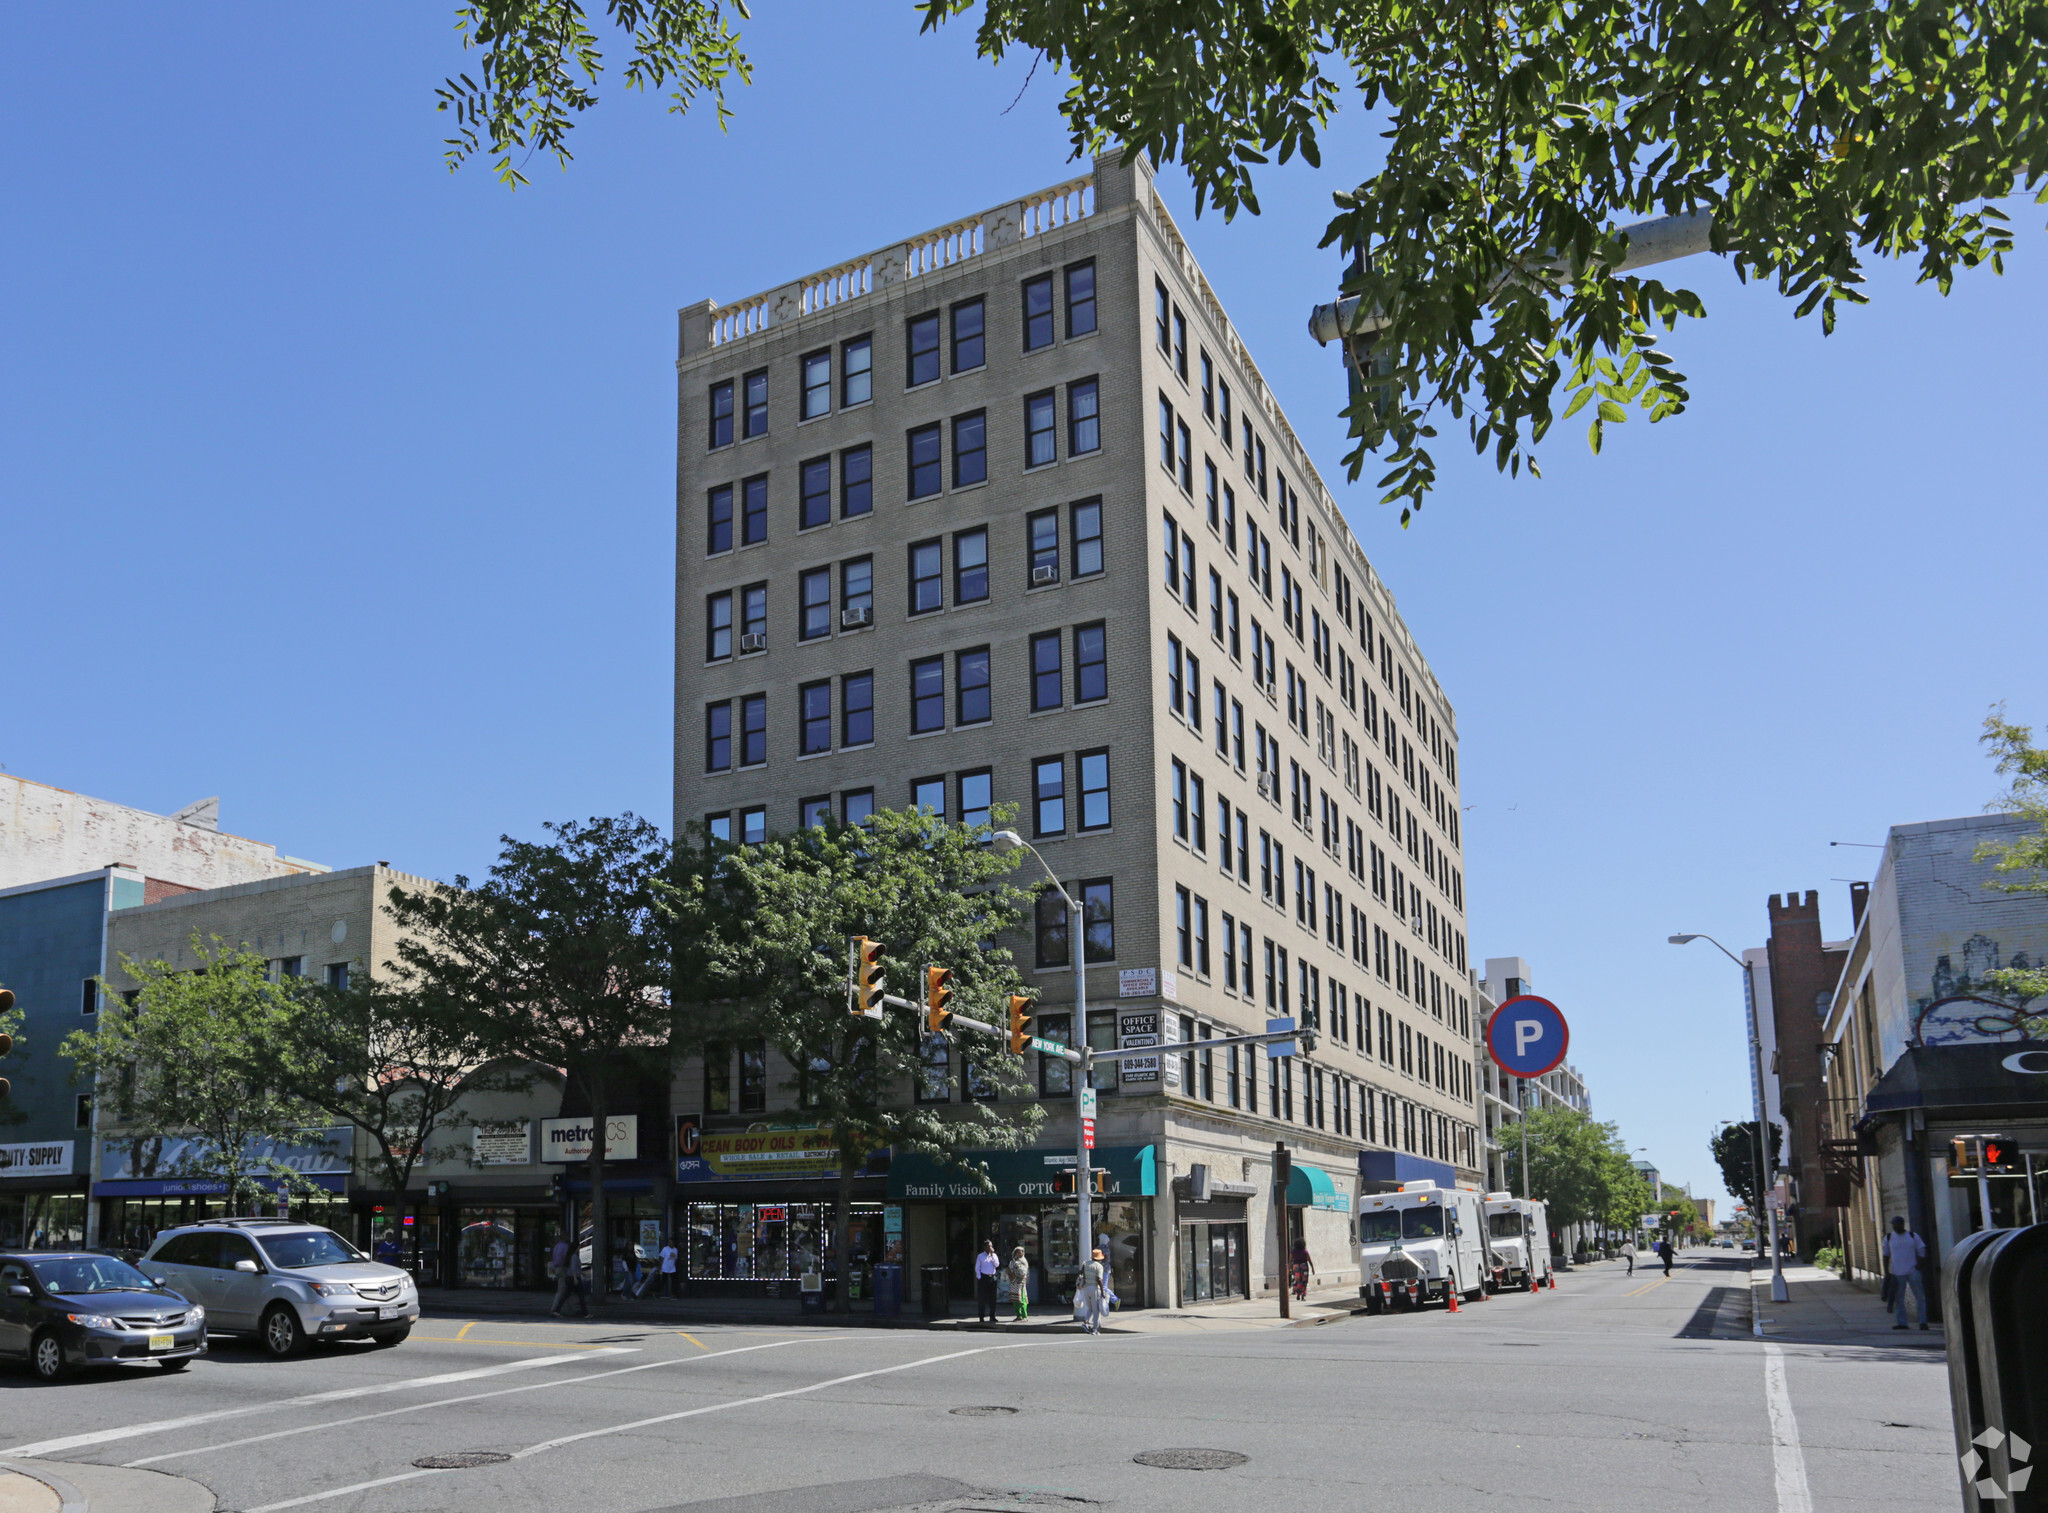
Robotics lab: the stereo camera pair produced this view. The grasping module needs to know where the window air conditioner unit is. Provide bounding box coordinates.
[739,632,768,653]
[840,606,872,629]
[1257,772,1276,800]
[1032,564,1060,586]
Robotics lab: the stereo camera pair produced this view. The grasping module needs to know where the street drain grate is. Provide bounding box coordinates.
[951,1405,1021,1416]
[413,1452,512,1469]
[1133,1449,1247,1471]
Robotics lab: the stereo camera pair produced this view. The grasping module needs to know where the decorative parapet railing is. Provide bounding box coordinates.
[704,173,1097,349]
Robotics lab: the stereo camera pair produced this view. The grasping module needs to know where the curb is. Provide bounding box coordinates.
[0,1462,85,1513]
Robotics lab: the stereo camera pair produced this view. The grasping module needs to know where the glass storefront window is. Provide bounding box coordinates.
[1,1194,87,1252]
[682,1202,882,1284]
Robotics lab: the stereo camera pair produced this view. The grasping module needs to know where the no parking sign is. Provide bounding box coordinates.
[1486,995,1570,1078]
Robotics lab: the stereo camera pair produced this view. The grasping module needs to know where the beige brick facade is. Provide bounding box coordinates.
[672,153,1480,1308]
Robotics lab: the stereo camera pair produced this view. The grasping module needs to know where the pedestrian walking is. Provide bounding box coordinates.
[549,1229,587,1318]
[1659,1237,1674,1276]
[974,1239,1001,1324]
[1884,1216,1930,1331]
[1007,1246,1031,1323]
[1078,1249,1109,1334]
[1290,1237,1314,1301]
[1622,1240,1635,1276]
[660,1237,679,1299]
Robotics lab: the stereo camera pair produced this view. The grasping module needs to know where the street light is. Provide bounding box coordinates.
[992,830,1097,1275]
[1669,932,1788,1308]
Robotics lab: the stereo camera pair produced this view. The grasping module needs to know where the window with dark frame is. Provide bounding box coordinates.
[1065,260,1096,336]
[907,312,940,386]
[842,671,874,747]
[799,568,831,641]
[1173,307,1188,381]
[908,423,943,498]
[1080,879,1115,962]
[1078,748,1110,830]
[842,336,872,406]
[1023,273,1055,350]
[910,657,945,733]
[705,701,731,771]
[909,539,943,614]
[741,583,767,643]
[1025,390,1056,467]
[951,297,985,372]
[841,557,873,622]
[802,351,831,420]
[959,769,992,829]
[912,775,947,816]
[1068,378,1100,455]
[955,647,991,724]
[800,457,832,530]
[1030,631,1063,712]
[706,591,732,660]
[707,484,733,554]
[1035,890,1070,969]
[1028,509,1059,583]
[840,444,872,517]
[952,411,987,487]
[709,380,734,448]
[1034,756,1066,836]
[742,474,768,545]
[954,527,989,603]
[743,370,768,437]
[740,692,767,766]
[843,789,875,826]
[1074,621,1107,703]
[800,680,832,754]
[1071,499,1103,577]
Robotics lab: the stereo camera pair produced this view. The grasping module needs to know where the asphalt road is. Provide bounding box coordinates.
[0,1254,1956,1513]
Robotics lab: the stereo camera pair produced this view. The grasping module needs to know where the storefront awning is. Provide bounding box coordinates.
[887,1145,1156,1201]
[1286,1163,1346,1211]
[1863,1043,2048,1119]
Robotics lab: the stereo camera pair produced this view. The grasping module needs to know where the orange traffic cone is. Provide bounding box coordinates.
[1447,1288,1460,1313]
[1548,1273,1557,1290]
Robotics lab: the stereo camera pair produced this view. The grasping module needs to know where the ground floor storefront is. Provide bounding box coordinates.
[1,1181,88,1251]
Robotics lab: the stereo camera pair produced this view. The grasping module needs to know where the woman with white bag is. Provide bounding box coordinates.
[1076,1248,1109,1334]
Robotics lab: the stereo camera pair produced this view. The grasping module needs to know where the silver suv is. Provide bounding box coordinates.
[143,1220,419,1358]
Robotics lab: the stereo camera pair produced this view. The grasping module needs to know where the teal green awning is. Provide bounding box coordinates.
[1287,1163,1345,1211]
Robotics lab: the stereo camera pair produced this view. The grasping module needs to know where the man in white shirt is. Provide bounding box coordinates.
[659,1238,679,1298]
[1884,1215,1929,1330]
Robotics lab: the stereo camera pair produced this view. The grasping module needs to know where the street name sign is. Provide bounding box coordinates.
[1485,995,1570,1078]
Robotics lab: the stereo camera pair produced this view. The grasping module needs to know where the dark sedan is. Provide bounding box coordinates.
[1,1251,207,1381]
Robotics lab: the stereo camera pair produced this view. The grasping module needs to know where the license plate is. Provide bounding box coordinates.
[377,1305,404,1320]
[149,1333,176,1352]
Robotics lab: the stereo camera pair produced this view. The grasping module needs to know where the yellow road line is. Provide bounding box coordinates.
[1622,1277,1670,1299]
[454,1321,475,1341]
[677,1333,709,1352]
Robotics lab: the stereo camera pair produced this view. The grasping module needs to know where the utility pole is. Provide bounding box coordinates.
[1273,1141,1291,1319]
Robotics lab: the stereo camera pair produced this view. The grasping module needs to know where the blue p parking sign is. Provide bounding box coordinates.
[1486,995,1570,1078]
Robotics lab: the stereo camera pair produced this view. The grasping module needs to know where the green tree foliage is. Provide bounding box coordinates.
[1602,1157,1654,1235]
[922,0,2047,519]
[438,0,752,187]
[1975,709,2048,1015]
[683,805,1045,1311]
[63,940,326,1213]
[1502,1105,1633,1232]
[386,815,680,1299]
[269,961,525,1202]
[1711,1119,1782,1213]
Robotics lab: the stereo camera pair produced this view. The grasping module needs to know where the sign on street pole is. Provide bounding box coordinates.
[1079,1087,1098,1151]
[1485,995,1570,1078]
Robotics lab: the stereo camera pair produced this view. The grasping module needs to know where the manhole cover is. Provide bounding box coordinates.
[1133,1449,1247,1471]
[413,1452,512,1469]
[951,1405,1021,1417]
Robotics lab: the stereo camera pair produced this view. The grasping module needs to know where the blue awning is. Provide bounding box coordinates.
[1286,1163,1346,1211]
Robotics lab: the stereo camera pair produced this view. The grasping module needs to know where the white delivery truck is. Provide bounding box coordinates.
[1356,1181,1489,1312]
[1482,1194,1554,1291]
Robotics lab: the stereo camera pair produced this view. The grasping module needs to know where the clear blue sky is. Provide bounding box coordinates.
[6,5,2042,1211]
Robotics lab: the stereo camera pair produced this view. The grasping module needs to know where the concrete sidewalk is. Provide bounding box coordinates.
[0,1460,213,1513]
[1750,1259,1946,1351]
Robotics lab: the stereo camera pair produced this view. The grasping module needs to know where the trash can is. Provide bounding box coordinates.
[921,1264,952,1318]
[872,1264,903,1317]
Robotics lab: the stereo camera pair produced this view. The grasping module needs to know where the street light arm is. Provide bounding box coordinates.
[1668,932,1747,972]
[992,830,1074,911]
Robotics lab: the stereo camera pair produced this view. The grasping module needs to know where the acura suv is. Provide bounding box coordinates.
[143,1220,419,1357]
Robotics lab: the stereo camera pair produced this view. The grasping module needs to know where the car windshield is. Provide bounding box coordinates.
[258,1230,364,1270]
[1402,1206,1445,1239]
[1358,1210,1403,1244]
[1489,1212,1524,1239]
[28,1255,159,1295]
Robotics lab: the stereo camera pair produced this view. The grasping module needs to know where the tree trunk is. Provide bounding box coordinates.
[587,1077,609,1305]
[833,1149,856,1315]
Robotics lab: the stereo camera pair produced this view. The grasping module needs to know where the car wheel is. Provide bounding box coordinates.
[370,1328,409,1349]
[30,1331,67,1382]
[261,1304,307,1359]
[160,1356,192,1373]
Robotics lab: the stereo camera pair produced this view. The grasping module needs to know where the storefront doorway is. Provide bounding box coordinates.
[1179,1222,1248,1303]
[945,1200,1144,1309]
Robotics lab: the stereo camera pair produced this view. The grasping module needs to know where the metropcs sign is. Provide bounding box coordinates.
[540,1116,638,1163]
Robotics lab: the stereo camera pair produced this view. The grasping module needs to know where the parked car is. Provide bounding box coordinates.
[143,1219,418,1358]
[0,1250,207,1382]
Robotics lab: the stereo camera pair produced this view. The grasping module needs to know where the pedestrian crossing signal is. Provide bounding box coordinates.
[925,966,954,1034]
[1007,994,1033,1054]
[1051,1170,1108,1197]
[853,937,885,1018]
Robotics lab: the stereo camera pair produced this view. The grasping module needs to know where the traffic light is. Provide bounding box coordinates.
[1007,994,1033,1054]
[1092,1170,1110,1195]
[1050,1169,1106,1197]
[0,987,13,1100]
[925,966,954,1034]
[853,937,885,1018]
[1053,1170,1076,1196]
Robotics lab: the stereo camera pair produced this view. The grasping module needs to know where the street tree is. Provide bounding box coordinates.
[684,805,1044,1312]
[1601,1157,1654,1241]
[1711,1119,1783,1214]
[920,0,2047,519]
[1503,1105,1629,1234]
[1976,708,2048,1029]
[385,815,679,1300]
[63,939,327,1213]
[270,962,527,1203]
